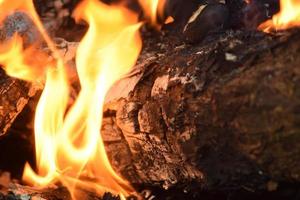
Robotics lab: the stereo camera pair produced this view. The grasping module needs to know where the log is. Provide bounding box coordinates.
[1,11,300,197]
[0,40,77,136]
[0,172,132,200]
[0,12,41,136]
[101,28,300,193]
[0,11,78,136]
[0,71,38,136]
[0,184,121,200]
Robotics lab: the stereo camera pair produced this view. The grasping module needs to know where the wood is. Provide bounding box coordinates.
[0,42,76,136]
[0,71,38,136]
[0,10,78,136]
[0,184,121,200]
[101,28,300,192]
[0,0,80,138]
[1,8,300,197]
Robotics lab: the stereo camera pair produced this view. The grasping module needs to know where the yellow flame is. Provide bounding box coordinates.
[0,34,48,81]
[259,0,300,31]
[138,0,166,26]
[0,0,142,199]
[0,0,59,82]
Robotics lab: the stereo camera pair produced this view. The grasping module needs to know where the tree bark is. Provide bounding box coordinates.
[101,29,300,192]
[0,71,38,136]
[0,11,78,136]
[0,183,121,200]
[1,15,300,194]
[0,37,77,136]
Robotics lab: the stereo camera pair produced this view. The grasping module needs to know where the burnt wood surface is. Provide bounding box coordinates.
[0,11,68,137]
[0,12,42,136]
[0,1,299,199]
[101,28,300,193]
[0,183,122,200]
[0,10,300,199]
[0,10,78,136]
[0,71,37,136]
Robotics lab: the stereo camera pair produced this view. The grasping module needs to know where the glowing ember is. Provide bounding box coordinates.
[164,16,174,24]
[259,0,300,31]
[0,0,154,199]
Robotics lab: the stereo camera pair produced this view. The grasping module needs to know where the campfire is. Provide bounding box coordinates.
[0,0,300,199]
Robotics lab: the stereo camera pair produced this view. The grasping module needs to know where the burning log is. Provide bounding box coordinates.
[0,180,122,200]
[0,0,239,139]
[1,0,300,199]
[0,72,37,136]
[0,11,77,136]
[0,12,42,136]
[101,28,300,193]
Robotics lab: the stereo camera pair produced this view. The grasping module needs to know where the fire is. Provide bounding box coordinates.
[0,0,143,199]
[0,34,49,82]
[259,0,300,31]
[138,0,166,25]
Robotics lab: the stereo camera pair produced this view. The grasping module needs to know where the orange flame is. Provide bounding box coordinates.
[259,0,300,31]
[0,34,49,81]
[0,0,142,199]
[0,0,59,81]
[138,0,166,26]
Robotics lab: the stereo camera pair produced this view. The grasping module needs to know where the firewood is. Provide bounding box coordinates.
[2,26,300,195]
[1,2,300,198]
[0,11,78,136]
[101,28,300,193]
[0,183,121,200]
[0,72,38,136]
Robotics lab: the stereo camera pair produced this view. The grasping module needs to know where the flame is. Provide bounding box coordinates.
[259,0,300,31]
[138,0,166,26]
[164,16,174,25]
[0,0,59,81]
[0,34,50,81]
[0,0,142,199]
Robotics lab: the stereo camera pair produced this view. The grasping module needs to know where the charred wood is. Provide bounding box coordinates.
[0,71,37,136]
[0,11,78,136]
[0,184,121,200]
[0,3,299,197]
[101,28,300,193]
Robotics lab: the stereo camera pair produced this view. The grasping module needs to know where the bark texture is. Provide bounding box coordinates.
[0,11,300,195]
[101,29,300,192]
[0,183,121,200]
[0,71,37,136]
